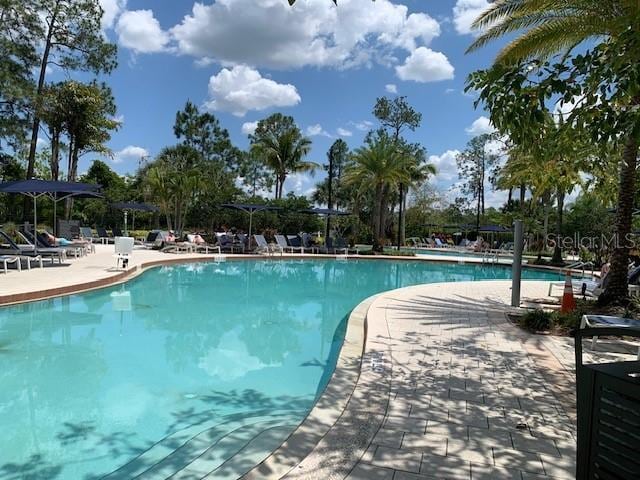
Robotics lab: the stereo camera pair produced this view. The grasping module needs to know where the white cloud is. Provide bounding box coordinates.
[99,0,127,30]
[204,65,301,117]
[114,145,149,164]
[116,10,169,53]
[170,0,443,70]
[428,150,460,185]
[241,121,259,135]
[337,127,353,137]
[385,83,398,94]
[351,120,374,131]
[284,172,316,198]
[452,0,492,36]
[445,88,455,94]
[395,47,454,82]
[306,124,332,138]
[465,116,495,135]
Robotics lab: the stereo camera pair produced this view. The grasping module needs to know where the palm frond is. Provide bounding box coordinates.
[495,16,609,63]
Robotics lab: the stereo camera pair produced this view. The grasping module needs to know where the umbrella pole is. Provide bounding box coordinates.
[248,211,253,246]
[53,200,57,236]
[33,195,38,254]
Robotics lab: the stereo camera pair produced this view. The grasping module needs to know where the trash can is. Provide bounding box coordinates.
[575,326,640,479]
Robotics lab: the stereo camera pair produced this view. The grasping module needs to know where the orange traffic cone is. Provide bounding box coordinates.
[561,271,577,313]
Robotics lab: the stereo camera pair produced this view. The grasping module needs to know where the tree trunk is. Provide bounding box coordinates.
[26,3,60,180]
[50,131,60,181]
[475,193,481,233]
[600,132,640,304]
[372,184,382,251]
[507,187,513,204]
[397,183,404,249]
[519,184,526,208]
[551,190,564,264]
[379,186,390,251]
[400,190,407,246]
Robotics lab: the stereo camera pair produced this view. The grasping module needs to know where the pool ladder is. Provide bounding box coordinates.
[481,250,499,264]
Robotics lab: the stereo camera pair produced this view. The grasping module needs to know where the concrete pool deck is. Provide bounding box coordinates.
[1,247,627,479]
[246,280,584,480]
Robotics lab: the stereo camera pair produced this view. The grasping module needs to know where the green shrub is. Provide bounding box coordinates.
[551,311,580,330]
[520,309,553,332]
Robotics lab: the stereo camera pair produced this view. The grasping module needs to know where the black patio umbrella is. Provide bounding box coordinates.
[220,203,282,240]
[112,202,159,235]
[0,179,101,248]
[299,208,350,246]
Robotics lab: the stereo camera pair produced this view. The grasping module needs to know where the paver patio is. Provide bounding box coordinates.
[281,280,635,480]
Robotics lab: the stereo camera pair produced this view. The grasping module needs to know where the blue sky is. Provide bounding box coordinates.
[68,0,506,203]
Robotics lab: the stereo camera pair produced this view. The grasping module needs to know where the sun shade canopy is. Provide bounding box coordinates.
[299,208,349,216]
[220,203,282,213]
[112,202,159,212]
[0,179,101,199]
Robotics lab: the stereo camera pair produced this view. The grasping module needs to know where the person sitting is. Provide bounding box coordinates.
[166,230,176,243]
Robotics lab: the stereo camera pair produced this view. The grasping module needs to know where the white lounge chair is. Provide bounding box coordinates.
[580,314,640,359]
[275,234,303,254]
[0,255,20,274]
[253,234,282,255]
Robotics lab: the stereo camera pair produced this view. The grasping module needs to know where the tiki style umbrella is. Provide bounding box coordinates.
[112,202,159,235]
[220,203,282,240]
[0,179,102,248]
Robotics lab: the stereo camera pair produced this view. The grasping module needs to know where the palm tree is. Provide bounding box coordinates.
[344,134,413,251]
[467,0,640,302]
[250,114,317,199]
[399,151,436,246]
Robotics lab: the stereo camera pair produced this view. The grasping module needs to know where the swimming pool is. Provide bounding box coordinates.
[0,259,561,479]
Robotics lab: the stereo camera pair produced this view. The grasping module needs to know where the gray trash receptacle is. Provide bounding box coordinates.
[575,326,640,479]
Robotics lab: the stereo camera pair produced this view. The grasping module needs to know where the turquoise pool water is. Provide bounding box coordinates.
[0,259,561,479]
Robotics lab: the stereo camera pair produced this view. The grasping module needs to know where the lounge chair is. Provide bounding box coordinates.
[80,227,96,241]
[185,234,221,254]
[14,230,69,263]
[112,227,123,237]
[216,233,244,253]
[0,230,49,266]
[548,264,640,297]
[314,237,337,254]
[42,230,93,256]
[0,255,21,274]
[434,238,448,248]
[21,230,80,259]
[253,234,282,255]
[335,237,359,255]
[275,234,304,254]
[298,233,318,254]
[97,227,114,244]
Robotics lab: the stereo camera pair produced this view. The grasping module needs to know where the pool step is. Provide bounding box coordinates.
[172,421,298,479]
[101,411,302,480]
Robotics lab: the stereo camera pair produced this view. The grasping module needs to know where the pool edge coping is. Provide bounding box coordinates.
[238,292,378,480]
